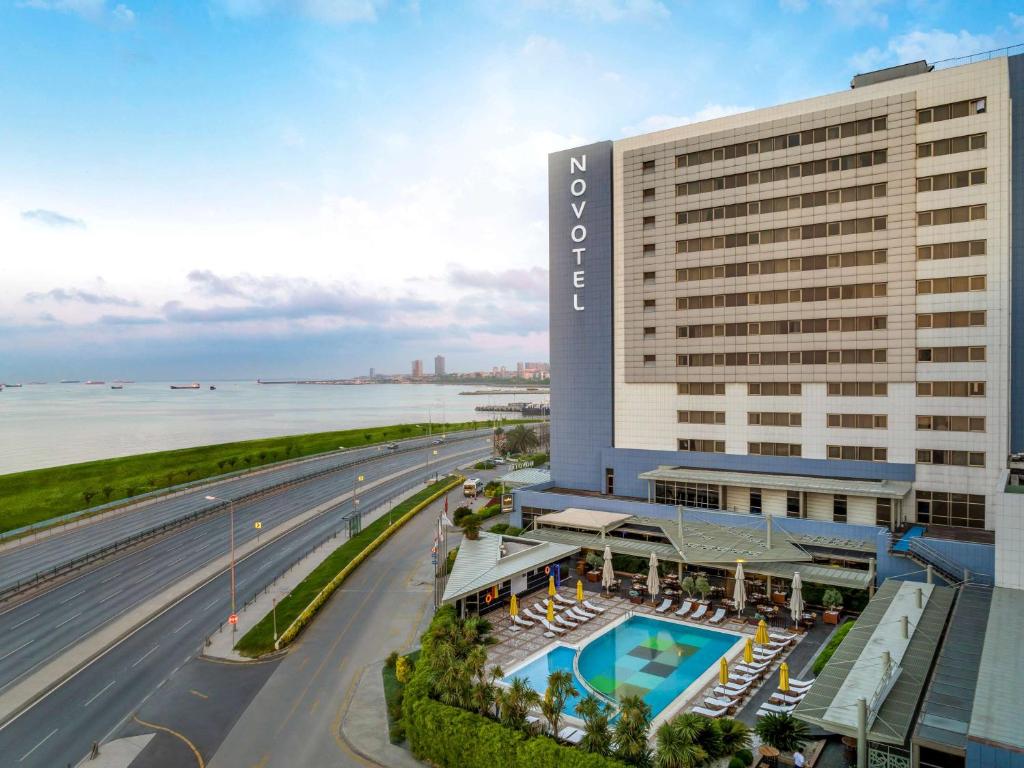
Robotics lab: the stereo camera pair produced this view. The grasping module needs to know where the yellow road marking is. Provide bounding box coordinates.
[133,715,205,768]
[189,689,209,700]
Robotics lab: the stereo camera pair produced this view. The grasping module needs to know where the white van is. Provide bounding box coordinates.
[463,478,484,497]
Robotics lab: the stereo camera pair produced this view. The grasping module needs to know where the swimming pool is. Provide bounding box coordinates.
[501,645,592,719]
[577,615,738,720]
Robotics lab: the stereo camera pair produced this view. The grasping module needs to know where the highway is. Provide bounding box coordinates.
[0,437,490,766]
[0,428,489,594]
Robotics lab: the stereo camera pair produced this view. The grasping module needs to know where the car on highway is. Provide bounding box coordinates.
[386,443,398,450]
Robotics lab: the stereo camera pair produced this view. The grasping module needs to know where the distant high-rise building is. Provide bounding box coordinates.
[517,362,525,377]
[412,360,423,377]
[434,355,446,377]
[369,367,375,379]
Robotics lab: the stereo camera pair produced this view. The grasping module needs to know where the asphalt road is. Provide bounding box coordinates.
[0,438,490,767]
[0,428,491,594]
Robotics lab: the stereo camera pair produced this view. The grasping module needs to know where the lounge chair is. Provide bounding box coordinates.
[525,715,542,732]
[690,603,709,620]
[674,600,694,617]
[691,704,727,718]
[757,702,795,717]
[540,618,566,635]
[583,599,606,613]
[708,607,727,624]
[553,593,575,606]
[729,672,757,685]
[735,662,770,677]
[571,605,596,619]
[787,682,813,693]
[656,598,673,613]
[705,695,739,710]
[770,692,806,706]
[753,647,782,660]
[522,608,544,622]
[788,677,814,689]
[568,607,593,622]
[558,726,579,741]
[564,729,585,745]
[714,683,749,698]
[554,614,578,629]
[770,631,796,644]
[532,602,550,616]
[512,614,534,628]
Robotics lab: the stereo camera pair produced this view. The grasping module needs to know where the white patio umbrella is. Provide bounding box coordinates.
[646,552,661,601]
[601,545,616,594]
[790,572,805,625]
[733,562,747,614]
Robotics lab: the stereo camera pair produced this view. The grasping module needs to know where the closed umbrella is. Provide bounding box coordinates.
[576,579,584,602]
[646,552,661,603]
[790,572,805,625]
[733,562,747,614]
[779,662,790,693]
[755,619,771,646]
[547,598,555,624]
[719,658,730,686]
[548,575,556,598]
[510,594,519,618]
[744,638,754,664]
[601,545,616,595]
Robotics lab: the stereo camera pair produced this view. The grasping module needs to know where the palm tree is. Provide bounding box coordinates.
[576,695,613,755]
[497,677,540,730]
[614,694,653,766]
[504,425,539,456]
[754,713,809,754]
[461,515,481,541]
[541,670,578,737]
[654,720,707,768]
[717,717,752,756]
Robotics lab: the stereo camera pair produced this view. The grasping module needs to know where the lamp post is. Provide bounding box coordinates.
[272,597,278,643]
[205,494,236,634]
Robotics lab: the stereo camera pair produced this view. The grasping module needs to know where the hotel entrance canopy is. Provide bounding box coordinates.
[639,466,913,499]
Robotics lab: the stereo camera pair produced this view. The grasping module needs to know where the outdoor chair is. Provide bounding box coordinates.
[787,677,814,689]
[708,607,727,624]
[539,617,565,635]
[553,593,575,606]
[691,704,727,718]
[554,614,578,629]
[568,607,594,621]
[756,702,795,717]
[714,682,750,698]
[690,603,709,620]
[656,598,673,613]
[582,599,606,613]
[674,599,694,617]
[770,691,806,706]
[705,695,739,710]
[512,614,534,628]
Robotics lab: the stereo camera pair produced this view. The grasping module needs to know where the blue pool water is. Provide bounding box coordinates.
[577,615,736,718]
[893,525,926,552]
[502,645,591,719]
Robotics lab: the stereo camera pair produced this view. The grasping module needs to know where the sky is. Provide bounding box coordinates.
[1,0,1021,380]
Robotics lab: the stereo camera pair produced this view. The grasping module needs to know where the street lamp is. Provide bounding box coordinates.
[205,494,237,634]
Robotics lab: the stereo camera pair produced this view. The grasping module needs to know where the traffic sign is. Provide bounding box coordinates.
[229,613,238,625]
[254,521,262,530]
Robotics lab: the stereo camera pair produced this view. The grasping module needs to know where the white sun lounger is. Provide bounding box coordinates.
[532,602,551,616]
[729,672,757,685]
[708,608,727,624]
[736,660,771,673]
[554,614,578,629]
[788,677,814,688]
[564,729,585,745]
[770,631,796,644]
[522,608,544,622]
[757,702,795,717]
[512,614,534,628]
[714,683,749,698]
[690,603,709,620]
[656,598,673,613]
[582,599,606,613]
[558,726,578,741]
[540,618,566,635]
[568,607,593,622]
[691,704,727,718]
[770,692,806,706]
[705,695,739,709]
[553,593,575,606]
[674,599,694,617]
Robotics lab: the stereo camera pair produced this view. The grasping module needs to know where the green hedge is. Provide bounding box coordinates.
[812,620,855,675]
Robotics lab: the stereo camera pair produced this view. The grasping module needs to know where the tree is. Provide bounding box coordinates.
[467,646,502,718]
[822,588,844,611]
[541,669,577,737]
[680,576,695,597]
[452,506,474,525]
[694,576,711,601]
[754,713,809,754]
[82,490,97,506]
[614,694,653,766]
[576,695,613,756]
[654,720,707,768]
[461,515,481,541]
[102,486,115,501]
[717,717,752,756]
[504,425,539,455]
[496,676,540,731]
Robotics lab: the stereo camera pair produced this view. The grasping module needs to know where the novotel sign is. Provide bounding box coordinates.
[568,153,589,311]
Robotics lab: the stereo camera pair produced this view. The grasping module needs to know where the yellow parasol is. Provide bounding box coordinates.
[547,598,555,623]
[755,619,771,645]
[510,595,519,618]
[744,638,754,664]
[779,662,790,693]
[719,657,730,686]
[548,575,556,597]
[576,580,584,602]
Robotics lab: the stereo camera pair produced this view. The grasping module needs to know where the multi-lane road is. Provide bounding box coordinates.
[0,434,491,766]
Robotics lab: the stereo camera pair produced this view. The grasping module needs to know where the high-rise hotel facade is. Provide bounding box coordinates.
[544,55,1024,590]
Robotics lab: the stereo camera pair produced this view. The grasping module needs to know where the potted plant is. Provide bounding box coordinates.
[585,551,603,583]
[695,576,711,602]
[822,588,843,624]
[461,515,481,541]
[754,712,809,756]
[680,575,695,598]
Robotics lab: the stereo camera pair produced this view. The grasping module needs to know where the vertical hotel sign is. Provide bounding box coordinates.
[569,154,589,311]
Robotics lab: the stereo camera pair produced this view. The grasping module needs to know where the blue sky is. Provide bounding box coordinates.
[1,0,1021,380]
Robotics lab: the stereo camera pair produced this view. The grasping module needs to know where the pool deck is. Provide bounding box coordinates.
[487,588,822,726]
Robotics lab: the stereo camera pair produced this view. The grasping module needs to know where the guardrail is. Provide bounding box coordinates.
[0,432,488,602]
[907,538,994,587]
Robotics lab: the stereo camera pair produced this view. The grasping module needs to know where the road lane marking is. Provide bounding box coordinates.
[83,680,115,707]
[173,618,193,634]
[100,573,120,585]
[0,640,33,663]
[98,589,123,604]
[189,689,208,700]
[53,611,82,629]
[131,644,159,668]
[9,613,40,631]
[58,589,85,605]
[132,716,204,768]
[204,599,219,610]
[18,727,57,762]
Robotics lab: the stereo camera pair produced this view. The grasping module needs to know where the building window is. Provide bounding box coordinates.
[827,382,888,396]
[643,299,656,310]
[605,468,614,495]
[643,215,656,231]
[876,498,892,527]
[916,449,985,467]
[643,271,656,286]
[916,98,987,124]
[677,382,725,395]
[750,489,762,515]
[916,381,986,397]
[917,133,986,158]
[786,491,801,518]
[916,275,986,294]
[748,382,802,396]
[917,204,986,226]
[827,445,888,462]
[915,415,985,432]
[677,439,725,453]
[917,311,986,329]
[653,480,721,509]
[643,355,657,367]
[642,159,655,174]
[677,410,725,424]
[676,182,887,226]
[917,240,986,260]
[674,215,888,255]
[917,346,986,363]
[916,490,986,529]
[643,243,656,257]
[826,414,888,429]
[676,281,887,311]
[833,494,848,523]
[643,188,655,202]
[643,326,656,339]
[748,412,802,427]
[917,168,986,192]
[749,442,801,457]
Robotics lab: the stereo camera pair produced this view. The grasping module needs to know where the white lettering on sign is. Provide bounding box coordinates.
[569,153,587,311]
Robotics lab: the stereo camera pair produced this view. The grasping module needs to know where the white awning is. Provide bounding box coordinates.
[535,507,633,531]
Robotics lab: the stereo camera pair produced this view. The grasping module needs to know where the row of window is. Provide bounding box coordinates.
[917,275,986,294]
[917,168,986,193]
[916,490,986,529]
[671,114,888,169]
[917,240,986,260]
[917,97,986,124]
[749,412,802,426]
[677,439,726,453]
[827,413,887,429]
[675,315,888,339]
[917,132,986,158]
[677,442,984,467]
[673,182,887,225]
[675,249,887,283]
[918,346,986,362]
[676,349,888,367]
[917,415,986,432]
[917,449,985,467]
[674,149,888,197]
[917,310,986,329]
[749,442,802,457]
[673,381,984,397]
[827,445,887,462]
[674,281,887,311]
[676,410,726,424]
[917,204,986,226]
[675,215,888,254]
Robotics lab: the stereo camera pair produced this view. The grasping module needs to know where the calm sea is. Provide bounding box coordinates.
[0,381,548,474]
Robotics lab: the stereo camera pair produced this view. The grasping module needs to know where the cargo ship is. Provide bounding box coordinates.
[170,383,201,390]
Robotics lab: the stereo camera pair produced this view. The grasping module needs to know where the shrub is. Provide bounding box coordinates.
[822,588,844,610]
[477,504,501,520]
[729,757,747,768]
[754,713,808,754]
[453,506,473,524]
[396,655,413,684]
[489,523,510,535]
[812,619,855,675]
[735,749,754,765]
[505,526,523,536]
[385,650,400,669]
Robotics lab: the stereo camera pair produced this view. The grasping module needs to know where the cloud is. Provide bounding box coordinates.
[211,0,386,23]
[447,266,548,302]
[1013,12,1024,29]
[24,287,140,307]
[515,0,669,22]
[20,209,86,229]
[824,0,891,29]
[849,28,1002,72]
[18,0,135,22]
[97,314,162,325]
[622,104,755,136]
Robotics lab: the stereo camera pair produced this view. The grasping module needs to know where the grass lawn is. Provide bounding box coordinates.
[234,477,458,657]
[383,649,420,744]
[812,619,855,675]
[0,420,507,535]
